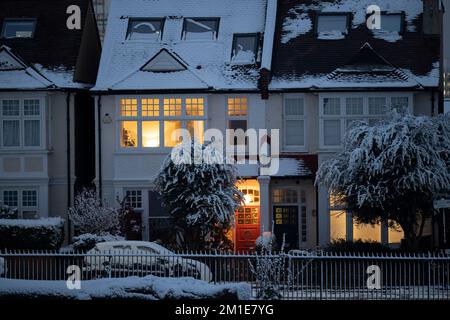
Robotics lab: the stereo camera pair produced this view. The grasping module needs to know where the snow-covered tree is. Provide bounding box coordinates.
[316,113,450,249]
[155,139,244,251]
[69,188,121,236]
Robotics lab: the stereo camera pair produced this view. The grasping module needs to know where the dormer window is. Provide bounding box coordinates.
[379,13,403,33]
[1,19,36,39]
[126,18,164,41]
[182,18,219,40]
[316,14,349,40]
[231,34,258,65]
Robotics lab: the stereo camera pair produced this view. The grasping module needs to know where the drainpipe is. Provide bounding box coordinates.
[97,95,103,200]
[66,92,72,242]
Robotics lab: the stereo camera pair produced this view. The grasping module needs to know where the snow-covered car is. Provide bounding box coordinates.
[0,257,5,277]
[84,241,212,282]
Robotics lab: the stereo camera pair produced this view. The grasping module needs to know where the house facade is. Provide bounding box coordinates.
[0,0,101,237]
[94,0,443,250]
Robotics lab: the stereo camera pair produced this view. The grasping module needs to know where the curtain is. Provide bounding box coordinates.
[24,120,40,146]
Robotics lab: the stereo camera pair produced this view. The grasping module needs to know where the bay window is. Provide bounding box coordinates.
[284,98,305,148]
[320,94,411,148]
[118,97,206,149]
[1,98,42,148]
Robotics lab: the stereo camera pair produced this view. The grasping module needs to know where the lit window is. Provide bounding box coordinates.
[231,34,258,64]
[284,98,305,147]
[241,188,260,205]
[227,97,248,116]
[186,120,204,143]
[1,19,36,39]
[142,121,160,147]
[125,190,142,209]
[142,99,159,117]
[317,14,348,37]
[369,97,387,115]
[353,220,381,242]
[164,120,182,147]
[22,190,37,207]
[126,18,164,41]
[120,121,138,148]
[388,221,404,244]
[163,98,182,117]
[379,13,403,33]
[182,18,219,40]
[330,211,346,241]
[120,99,138,117]
[186,98,204,116]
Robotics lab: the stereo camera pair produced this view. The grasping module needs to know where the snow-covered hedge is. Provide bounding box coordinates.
[72,233,125,252]
[0,218,65,250]
[0,276,251,300]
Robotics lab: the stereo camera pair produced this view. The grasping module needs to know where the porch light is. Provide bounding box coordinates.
[244,194,253,205]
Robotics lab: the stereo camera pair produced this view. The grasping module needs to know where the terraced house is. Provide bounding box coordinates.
[93,0,444,250]
[0,0,100,235]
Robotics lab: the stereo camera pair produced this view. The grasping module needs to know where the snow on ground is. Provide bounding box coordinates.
[0,276,251,300]
[281,0,423,44]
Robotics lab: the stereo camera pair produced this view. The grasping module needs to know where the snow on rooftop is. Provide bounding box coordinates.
[281,0,423,44]
[272,158,312,177]
[94,0,267,91]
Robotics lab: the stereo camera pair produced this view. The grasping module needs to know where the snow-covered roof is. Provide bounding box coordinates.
[93,0,268,92]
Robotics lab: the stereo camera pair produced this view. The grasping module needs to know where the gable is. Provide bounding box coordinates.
[141,50,187,72]
[0,49,25,71]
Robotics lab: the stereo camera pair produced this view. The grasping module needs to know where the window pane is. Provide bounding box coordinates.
[3,120,20,147]
[353,221,381,242]
[163,98,182,116]
[381,14,402,32]
[388,221,404,244]
[127,19,163,41]
[285,98,304,116]
[228,120,247,145]
[187,120,204,144]
[22,190,37,207]
[391,97,408,112]
[232,35,257,64]
[24,99,40,116]
[125,190,142,208]
[227,97,248,116]
[142,121,160,147]
[323,120,341,146]
[24,120,40,146]
[2,20,35,38]
[120,98,137,117]
[183,18,219,40]
[345,98,363,115]
[286,120,304,146]
[273,189,298,204]
[323,98,340,115]
[142,99,159,117]
[330,210,346,241]
[164,120,182,147]
[2,100,19,116]
[317,15,348,33]
[3,190,18,207]
[186,98,204,116]
[368,97,387,115]
[120,121,138,148]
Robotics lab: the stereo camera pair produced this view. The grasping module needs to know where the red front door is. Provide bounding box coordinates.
[235,205,260,252]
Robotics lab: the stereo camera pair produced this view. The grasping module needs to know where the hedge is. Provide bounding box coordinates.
[0,218,65,250]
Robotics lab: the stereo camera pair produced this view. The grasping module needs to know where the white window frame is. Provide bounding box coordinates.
[226,95,249,147]
[0,187,39,218]
[0,96,45,150]
[319,92,413,150]
[116,95,208,153]
[283,94,306,152]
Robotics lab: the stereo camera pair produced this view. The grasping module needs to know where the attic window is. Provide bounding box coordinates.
[379,13,403,33]
[1,19,36,39]
[231,34,258,65]
[182,18,219,40]
[316,14,349,40]
[126,18,164,41]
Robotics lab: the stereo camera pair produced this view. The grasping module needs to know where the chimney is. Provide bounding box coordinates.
[423,0,441,35]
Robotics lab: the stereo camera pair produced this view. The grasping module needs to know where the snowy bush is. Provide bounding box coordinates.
[0,218,65,250]
[156,139,244,251]
[316,113,450,249]
[69,189,121,236]
[71,233,125,252]
[0,203,17,219]
[255,232,277,253]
